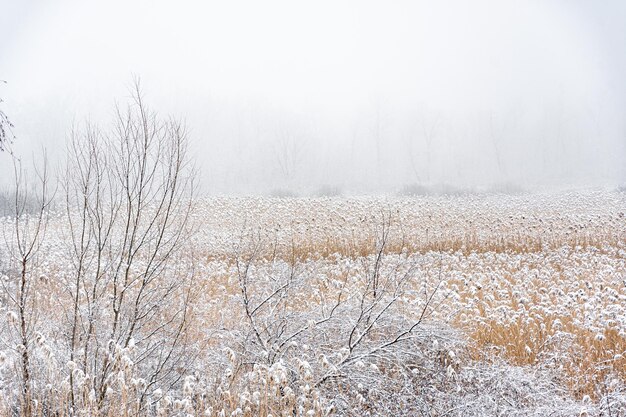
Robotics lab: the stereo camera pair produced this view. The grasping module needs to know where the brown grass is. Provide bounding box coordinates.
[203,217,626,401]
[4,195,626,414]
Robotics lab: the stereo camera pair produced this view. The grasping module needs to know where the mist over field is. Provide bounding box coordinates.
[1,0,625,193]
[2,2,626,417]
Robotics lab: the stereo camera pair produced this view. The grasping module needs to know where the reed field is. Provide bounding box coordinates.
[2,190,624,416]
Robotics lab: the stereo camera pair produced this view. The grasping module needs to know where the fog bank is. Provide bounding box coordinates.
[1,0,625,194]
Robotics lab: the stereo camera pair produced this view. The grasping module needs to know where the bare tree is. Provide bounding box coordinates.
[0,80,14,152]
[58,80,198,415]
[403,109,442,185]
[227,212,449,415]
[0,80,199,415]
[0,155,53,416]
[272,126,306,184]
[488,111,506,178]
[421,111,440,183]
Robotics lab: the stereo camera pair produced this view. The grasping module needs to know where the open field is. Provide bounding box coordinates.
[1,190,625,416]
[4,1,626,416]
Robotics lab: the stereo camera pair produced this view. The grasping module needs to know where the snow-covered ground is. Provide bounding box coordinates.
[1,190,625,416]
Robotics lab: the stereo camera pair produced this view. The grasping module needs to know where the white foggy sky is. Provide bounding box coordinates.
[1,0,625,194]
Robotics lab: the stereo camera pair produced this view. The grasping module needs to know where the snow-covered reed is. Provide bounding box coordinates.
[0,191,624,416]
